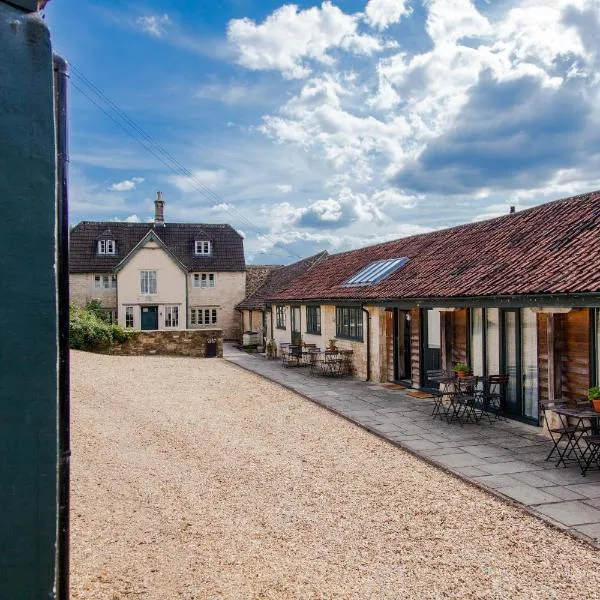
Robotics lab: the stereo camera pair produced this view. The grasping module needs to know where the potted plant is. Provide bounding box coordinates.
[327,338,337,351]
[588,387,600,412]
[452,362,470,378]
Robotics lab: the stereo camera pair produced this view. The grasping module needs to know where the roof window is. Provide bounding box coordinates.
[195,240,212,255]
[344,257,409,287]
[97,239,116,255]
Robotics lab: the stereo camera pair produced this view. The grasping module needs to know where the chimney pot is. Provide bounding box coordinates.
[154,191,165,225]
[509,205,515,215]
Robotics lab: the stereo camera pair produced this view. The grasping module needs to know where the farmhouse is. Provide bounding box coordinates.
[69,193,246,339]
[268,190,600,424]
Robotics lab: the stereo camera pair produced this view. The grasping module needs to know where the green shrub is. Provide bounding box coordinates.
[588,386,600,401]
[69,304,137,351]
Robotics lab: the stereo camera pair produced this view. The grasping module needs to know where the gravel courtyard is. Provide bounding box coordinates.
[71,351,600,599]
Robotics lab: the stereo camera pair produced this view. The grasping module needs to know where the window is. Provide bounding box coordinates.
[140,270,157,294]
[195,240,211,255]
[191,308,217,326]
[165,305,179,328]
[192,273,216,288]
[336,306,363,340]
[125,306,134,328]
[97,239,116,255]
[344,257,409,287]
[306,306,321,334]
[276,305,286,329]
[94,274,117,289]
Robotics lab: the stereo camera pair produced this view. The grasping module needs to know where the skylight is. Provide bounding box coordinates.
[344,257,409,287]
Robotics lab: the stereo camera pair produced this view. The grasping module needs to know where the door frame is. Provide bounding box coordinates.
[500,308,525,420]
[392,308,411,383]
[290,305,302,345]
[420,308,442,388]
[141,305,159,331]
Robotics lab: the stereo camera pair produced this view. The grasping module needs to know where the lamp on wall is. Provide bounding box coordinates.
[406,313,411,322]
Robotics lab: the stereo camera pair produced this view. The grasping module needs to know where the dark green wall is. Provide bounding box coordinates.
[0,2,58,597]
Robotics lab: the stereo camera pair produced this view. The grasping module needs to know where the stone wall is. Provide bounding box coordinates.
[111,328,223,358]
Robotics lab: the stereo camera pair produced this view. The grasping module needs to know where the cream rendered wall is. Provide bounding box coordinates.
[69,273,117,308]
[188,271,245,340]
[270,303,386,381]
[117,240,186,330]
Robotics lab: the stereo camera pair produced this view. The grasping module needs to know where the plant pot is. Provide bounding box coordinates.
[456,371,467,378]
[592,398,600,413]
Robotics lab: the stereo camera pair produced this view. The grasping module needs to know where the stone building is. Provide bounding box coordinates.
[69,193,246,340]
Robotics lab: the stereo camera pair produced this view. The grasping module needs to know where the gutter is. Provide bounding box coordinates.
[362,306,370,382]
[54,54,70,600]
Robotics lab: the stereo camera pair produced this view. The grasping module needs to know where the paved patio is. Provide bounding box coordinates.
[224,344,600,547]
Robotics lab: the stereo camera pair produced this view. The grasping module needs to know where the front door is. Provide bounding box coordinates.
[141,305,158,330]
[422,309,441,387]
[501,309,522,417]
[387,309,411,382]
[291,306,302,345]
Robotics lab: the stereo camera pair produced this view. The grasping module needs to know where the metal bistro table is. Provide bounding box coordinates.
[310,350,353,377]
[549,406,600,475]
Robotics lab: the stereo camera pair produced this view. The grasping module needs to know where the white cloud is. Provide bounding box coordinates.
[227,2,386,79]
[108,177,144,192]
[112,214,141,223]
[211,202,234,212]
[136,14,171,38]
[277,184,293,193]
[168,169,227,193]
[364,0,411,30]
[195,82,271,106]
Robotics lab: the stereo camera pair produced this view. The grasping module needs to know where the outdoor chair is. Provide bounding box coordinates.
[479,374,509,422]
[447,376,480,425]
[581,436,600,476]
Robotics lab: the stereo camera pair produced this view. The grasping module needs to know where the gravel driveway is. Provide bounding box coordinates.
[71,351,600,599]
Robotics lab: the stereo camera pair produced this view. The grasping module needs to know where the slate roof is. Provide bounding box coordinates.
[237,251,328,310]
[270,190,600,302]
[69,221,246,273]
[245,265,282,300]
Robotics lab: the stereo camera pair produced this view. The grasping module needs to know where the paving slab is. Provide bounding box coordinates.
[565,483,600,499]
[482,460,543,475]
[539,486,586,501]
[573,523,600,540]
[496,485,562,506]
[534,501,600,526]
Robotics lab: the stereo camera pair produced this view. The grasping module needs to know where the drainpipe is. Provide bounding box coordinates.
[362,306,371,382]
[54,54,70,600]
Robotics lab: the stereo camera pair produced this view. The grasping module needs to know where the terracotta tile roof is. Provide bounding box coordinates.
[245,265,282,300]
[271,190,600,302]
[69,221,246,273]
[237,251,328,310]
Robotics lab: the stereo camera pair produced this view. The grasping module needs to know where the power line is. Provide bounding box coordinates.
[68,66,302,261]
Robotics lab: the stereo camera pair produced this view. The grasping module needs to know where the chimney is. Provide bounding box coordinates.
[154,191,165,225]
[509,205,515,215]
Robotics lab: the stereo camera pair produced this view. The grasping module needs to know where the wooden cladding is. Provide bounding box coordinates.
[385,310,394,382]
[536,308,591,404]
[451,308,468,366]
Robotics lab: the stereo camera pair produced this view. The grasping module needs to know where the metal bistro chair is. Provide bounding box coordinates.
[479,374,509,422]
[582,436,600,476]
[427,370,453,420]
[448,375,480,425]
[542,402,593,467]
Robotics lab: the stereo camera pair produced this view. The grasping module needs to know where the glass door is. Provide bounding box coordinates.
[291,306,301,345]
[521,308,539,422]
[501,309,522,417]
[422,309,441,387]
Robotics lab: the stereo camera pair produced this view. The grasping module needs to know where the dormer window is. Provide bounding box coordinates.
[98,239,116,255]
[195,240,211,255]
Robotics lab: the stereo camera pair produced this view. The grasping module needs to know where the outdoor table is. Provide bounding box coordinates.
[549,407,600,472]
[310,350,353,377]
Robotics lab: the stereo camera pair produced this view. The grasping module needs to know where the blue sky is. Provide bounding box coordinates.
[45,0,600,264]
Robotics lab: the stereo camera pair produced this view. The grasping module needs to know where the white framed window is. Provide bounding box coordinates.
[192,273,216,288]
[140,270,157,295]
[191,308,217,326]
[125,306,134,328]
[194,240,211,255]
[98,239,115,255]
[165,305,179,328]
[94,274,116,289]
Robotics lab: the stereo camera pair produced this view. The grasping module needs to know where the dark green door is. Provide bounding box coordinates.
[141,306,158,330]
[501,309,522,417]
[422,309,441,387]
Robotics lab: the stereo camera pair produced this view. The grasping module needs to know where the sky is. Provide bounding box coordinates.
[45,0,600,264]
